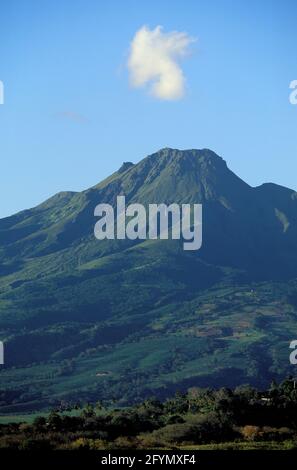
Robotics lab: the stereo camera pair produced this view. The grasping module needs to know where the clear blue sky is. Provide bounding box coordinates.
[0,0,297,218]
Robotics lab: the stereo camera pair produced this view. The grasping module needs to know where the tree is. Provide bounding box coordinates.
[33,416,46,431]
[47,411,62,431]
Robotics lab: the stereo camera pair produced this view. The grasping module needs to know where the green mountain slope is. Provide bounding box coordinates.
[0,148,297,411]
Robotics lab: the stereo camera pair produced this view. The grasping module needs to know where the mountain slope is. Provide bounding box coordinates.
[0,148,297,411]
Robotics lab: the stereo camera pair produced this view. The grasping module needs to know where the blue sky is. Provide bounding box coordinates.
[0,0,296,218]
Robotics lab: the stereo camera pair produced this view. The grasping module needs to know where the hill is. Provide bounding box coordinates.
[0,148,297,411]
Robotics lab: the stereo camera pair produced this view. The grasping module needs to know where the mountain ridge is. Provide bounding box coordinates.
[0,147,297,411]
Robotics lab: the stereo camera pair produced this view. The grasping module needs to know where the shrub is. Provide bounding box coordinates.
[69,437,90,450]
[165,415,185,425]
[19,438,53,450]
[241,425,262,441]
[138,433,167,449]
[88,439,107,450]
[113,436,138,448]
[150,423,196,444]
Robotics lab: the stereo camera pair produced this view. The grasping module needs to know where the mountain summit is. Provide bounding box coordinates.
[0,148,297,410]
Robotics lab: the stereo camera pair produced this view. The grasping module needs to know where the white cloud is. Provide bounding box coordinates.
[128,25,195,100]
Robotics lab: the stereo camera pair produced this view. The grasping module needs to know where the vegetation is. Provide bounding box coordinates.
[1,380,297,450]
[1,148,297,410]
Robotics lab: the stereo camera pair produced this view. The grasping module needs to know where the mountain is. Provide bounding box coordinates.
[1,148,297,412]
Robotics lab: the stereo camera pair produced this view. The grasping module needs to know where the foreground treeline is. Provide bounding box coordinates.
[1,378,297,450]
